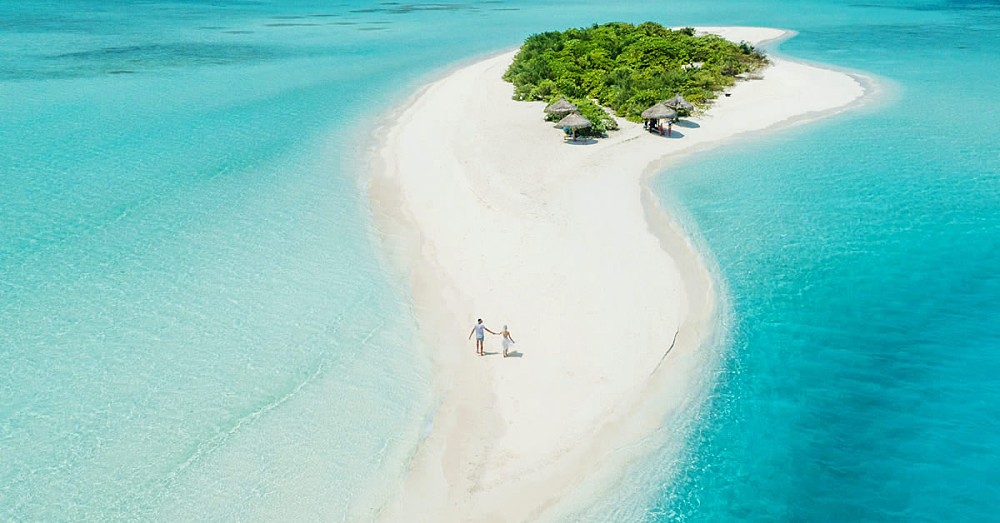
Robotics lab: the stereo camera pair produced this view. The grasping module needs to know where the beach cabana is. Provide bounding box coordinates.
[641,103,677,120]
[556,112,591,141]
[663,95,694,114]
[641,103,677,121]
[544,97,578,116]
[641,103,678,135]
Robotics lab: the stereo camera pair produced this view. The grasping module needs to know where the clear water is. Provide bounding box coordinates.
[2,0,997,520]
[641,7,1000,521]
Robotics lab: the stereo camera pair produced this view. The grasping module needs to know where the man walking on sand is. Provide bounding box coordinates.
[468,318,497,356]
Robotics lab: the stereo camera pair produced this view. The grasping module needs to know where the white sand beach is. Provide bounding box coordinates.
[365,27,864,522]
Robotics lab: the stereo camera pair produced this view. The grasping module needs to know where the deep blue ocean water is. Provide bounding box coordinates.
[2,0,997,520]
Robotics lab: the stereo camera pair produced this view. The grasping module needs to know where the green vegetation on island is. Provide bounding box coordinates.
[503,22,769,135]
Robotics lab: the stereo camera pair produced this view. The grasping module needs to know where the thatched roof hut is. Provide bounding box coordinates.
[555,112,591,129]
[640,103,677,121]
[663,95,694,112]
[544,97,578,115]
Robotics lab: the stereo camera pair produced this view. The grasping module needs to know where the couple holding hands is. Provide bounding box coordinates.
[468,319,516,357]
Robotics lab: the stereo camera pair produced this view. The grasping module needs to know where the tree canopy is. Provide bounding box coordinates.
[503,22,769,133]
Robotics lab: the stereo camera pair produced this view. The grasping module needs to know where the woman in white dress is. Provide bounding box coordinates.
[500,325,516,358]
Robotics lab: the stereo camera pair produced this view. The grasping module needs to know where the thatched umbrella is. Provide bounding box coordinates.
[556,112,591,129]
[556,112,592,141]
[641,103,677,121]
[663,95,694,112]
[544,97,578,115]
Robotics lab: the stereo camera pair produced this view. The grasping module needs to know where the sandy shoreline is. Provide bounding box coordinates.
[363,27,865,521]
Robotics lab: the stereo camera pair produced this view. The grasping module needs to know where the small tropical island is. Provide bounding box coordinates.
[503,22,770,135]
[372,25,864,521]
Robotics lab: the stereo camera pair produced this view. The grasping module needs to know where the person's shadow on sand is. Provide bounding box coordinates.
[505,350,523,358]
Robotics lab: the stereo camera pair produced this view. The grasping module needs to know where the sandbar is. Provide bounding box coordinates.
[364,26,865,522]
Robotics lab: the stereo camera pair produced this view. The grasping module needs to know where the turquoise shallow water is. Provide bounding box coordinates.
[2,0,998,520]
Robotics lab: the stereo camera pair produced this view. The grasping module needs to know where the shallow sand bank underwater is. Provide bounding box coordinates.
[364,27,865,521]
